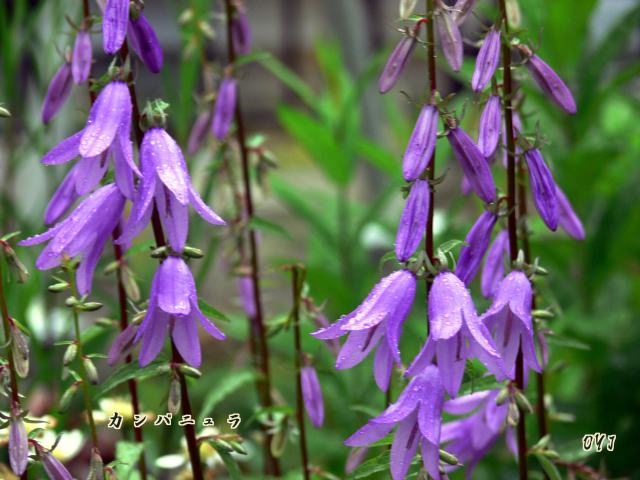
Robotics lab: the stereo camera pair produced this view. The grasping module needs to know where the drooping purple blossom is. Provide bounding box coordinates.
[134,256,226,367]
[72,29,92,84]
[477,95,501,158]
[9,414,28,475]
[311,270,416,391]
[524,149,558,231]
[128,13,164,74]
[42,61,73,124]
[481,230,509,299]
[455,211,497,285]
[231,7,252,55]
[344,366,445,480]
[108,322,138,366]
[212,77,237,140]
[34,442,74,480]
[435,8,463,72]
[103,0,129,54]
[407,272,505,396]
[471,27,501,92]
[379,33,417,94]
[117,127,225,252]
[556,186,585,240]
[403,104,439,181]
[395,179,429,262]
[187,108,213,155]
[310,312,341,357]
[481,270,541,379]
[447,126,497,203]
[301,365,324,428]
[19,184,125,295]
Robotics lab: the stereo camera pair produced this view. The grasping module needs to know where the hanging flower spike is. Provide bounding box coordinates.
[395,179,430,262]
[451,0,477,25]
[471,27,501,92]
[345,366,445,480]
[231,6,252,55]
[301,365,324,428]
[117,126,225,252]
[379,32,417,94]
[481,230,509,298]
[128,13,164,74]
[524,149,558,231]
[481,270,541,379]
[135,256,225,367]
[33,442,74,480]
[72,28,92,84]
[477,95,502,159]
[19,184,126,295]
[9,414,28,475]
[311,270,416,391]
[556,186,585,240]
[456,211,498,285]
[407,271,505,396]
[447,125,497,203]
[435,7,463,72]
[403,104,439,181]
[42,60,73,124]
[103,0,129,54]
[519,45,576,115]
[212,76,237,140]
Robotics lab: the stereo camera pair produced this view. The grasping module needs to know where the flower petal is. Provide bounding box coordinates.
[143,127,190,204]
[41,130,82,165]
[103,0,129,54]
[172,315,201,367]
[138,310,169,367]
[156,256,195,315]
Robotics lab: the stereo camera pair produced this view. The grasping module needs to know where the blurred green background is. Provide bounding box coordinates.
[1,0,639,478]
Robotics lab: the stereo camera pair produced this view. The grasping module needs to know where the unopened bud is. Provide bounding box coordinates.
[150,246,169,259]
[496,386,510,405]
[168,377,181,415]
[229,440,247,455]
[533,309,554,320]
[514,390,533,414]
[121,266,140,302]
[103,260,119,275]
[507,401,520,427]
[543,449,560,460]
[213,439,234,453]
[89,448,104,480]
[131,310,146,325]
[83,357,99,384]
[11,324,29,378]
[505,0,521,27]
[63,343,78,366]
[59,383,80,412]
[64,296,79,308]
[0,106,11,117]
[2,244,29,283]
[270,421,288,458]
[178,364,202,379]
[399,0,418,19]
[183,246,204,259]
[439,449,459,466]
[77,301,103,312]
[48,282,70,293]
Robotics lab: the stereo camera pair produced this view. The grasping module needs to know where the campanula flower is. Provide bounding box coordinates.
[72,29,92,84]
[9,414,28,475]
[447,126,496,203]
[481,230,508,298]
[187,108,213,155]
[435,8,463,72]
[231,7,252,55]
[344,366,445,480]
[456,211,497,285]
[379,33,416,94]
[212,77,237,140]
[301,365,324,428]
[407,272,504,396]
[395,179,429,262]
[103,0,129,54]
[524,149,558,231]
[128,13,164,73]
[471,27,500,92]
[42,61,73,124]
[34,442,74,480]
[134,256,226,367]
[108,322,137,366]
[477,95,501,158]
[556,186,585,240]
[403,105,439,181]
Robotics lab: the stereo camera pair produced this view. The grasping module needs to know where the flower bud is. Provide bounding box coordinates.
[42,61,73,124]
[481,230,509,298]
[556,186,585,240]
[9,416,28,475]
[451,0,476,25]
[212,76,237,140]
[399,0,418,20]
[183,246,204,258]
[77,301,104,312]
[59,382,80,412]
[472,27,501,92]
[0,105,11,117]
[83,356,99,384]
[379,32,416,93]
[403,104,439,181]
[89,448,105,480]
[168,376,181,415]
[507,400,520,426]
[128,13,164,74]
[395,179,430,262]
[1,243,29,283]
[439,449,460,466]
[11,324,30,378]
[477,95,502,158]
[301,365,324,428]
[72,29,92,84]
[122,266,141,302]
[63,343,78,366]
[435,8,463,72]
[231,8,252,55]
[35,442,74,480]
[48,281,71,293]
[178,364,202,379]
[524,149,558,231]
[495,386,510,405]
[514,390,533,414]
[447,126,496,203]
[455,211,497,285]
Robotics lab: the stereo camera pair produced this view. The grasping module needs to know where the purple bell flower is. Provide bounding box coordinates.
[301,365,324,428]
[556,186,585,240]
[524,149,558,231]
[212,77,237,140]
[477,95,501,158]
[19,184,125,295]
[407,272,504,396]
[103,0,129,54]
[42,61,73,124]
[134,256,226,367]
[311,270,416,391]
[481,230,509,299]
[344,365,445,480]
[187,108,213,155]
[108,322,138,366]
[481,270,542,379]
[447,126,497,203]
[379,33,417,94]
[471,27,501,92]
[72,29,92,84]
[520,47,576,114]
[117,127,225,252]
[403,104,439,181]
[231,8,252,55]
[128,13,164,74]
[435,8,463,72]
[34,442,74,480]
[9,414,28,475]
[395,179,429,262]
[455,211,497,285]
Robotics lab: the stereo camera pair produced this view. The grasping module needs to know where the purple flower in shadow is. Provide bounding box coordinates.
[379,33,416,94]
[471,27,501,92]
[42,61,73,124]
[447,126,496,203]
[403,105,439,181]
[556,186,585,240]
[524,149,558,231]
[435,8,463,72]
[212,77,237,140]
[481,230,509,299]
[521,48,576,115]
[231,8,252,55]
[477,95,501,159]
[34,442,74,480]
[456,211,497,286]
[9,414,28,475]
[301,365,324,428]
[72,29,92,84]
[128,13,164,73]
[395,179,429,262]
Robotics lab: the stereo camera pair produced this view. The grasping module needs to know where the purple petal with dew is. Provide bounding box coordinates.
[402,105,439,181]
[156,186,189,253]
[390,413,420,480]
[9,418,28,475]
[395,179,429,262]
[189,186,226,225]
[335,326,383,370]
[405,336,435,378]
[301,366,324,427]
[112,143,136,200]
[116,174,156,246]
[144,127,191,204]
[455,211,497,285]
[416,365,444,444]
[477,95,501,158]
[471,28,500,92]
[76,237,107,296]
[156,256,194,315]
[444,390,492,415]
[464,311,506,378]
[374,340,394,392]
[379,34,416,94]
[72,29,92,84]
[42,62,73,124]
[128,14,164,73]
[344,421,394,447]
[192,298,226,340]
[429,272,466,340]
[139,310,170,367]
[525,149,558,231]
[422,440,442,480]
[74,154,108,195]
[374,375,423,424]
[384,271,416,363]
[436,336,466,397]
[41,130,83,165]
[172,315,201,367]
[103,0,129,54]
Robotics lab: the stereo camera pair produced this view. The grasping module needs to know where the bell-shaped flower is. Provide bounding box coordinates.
[42,61,73,124]
[471,27,500,92]
[477,95,501,158]
[301,365,324,428]
[311,270,416,391]
[556,186,585,240]
[395,179,429,262]
[187,108,213,155]
[19,184,126,295]
[403,105,439,181]
[447,126,496,203]
[481,230,508,298]
[344,366,445,480]
[524,149,558,231]
[9,414,28,475]
[435,8,463,72]
[231,7,252,55]
[134,256,225,367]
[128,13,164,73]
[379,33,416,94]
[212,77,237,140]
[117,126,225,252]
[455,211,497,285]
[34,442,74,480]
[407,272,504,396]
[481,270,541,379]
[72,29,92,84]
[103,0,129,54]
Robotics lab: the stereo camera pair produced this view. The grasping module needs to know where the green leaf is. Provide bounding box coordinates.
[257,54,319,109]
[198,299,231,323]
[355,138,399,176]
[438,239,467,254]
[95,360,169,398]
[115,441,145,479]
[533,453,562,480]
[248,216,291,240]
[217,449,243,479]
[198,370,256,423]
[235,51,271,68]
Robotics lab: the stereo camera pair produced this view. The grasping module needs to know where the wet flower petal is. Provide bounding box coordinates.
[395,179,429,262]
[455,211,497,285]
[556,186,585,240]
[471,28,501,92]
[403,105,439,181]
[447,127,496,203]
[477,95,501,158]
[103,0,129,54]
[481,230,508,298]
[72,29,92,84]
[9,417,28,475]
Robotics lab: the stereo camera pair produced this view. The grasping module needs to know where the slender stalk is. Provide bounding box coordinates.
[291,266,310,480]
[223,0,281,475]
[499,1,528,478]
